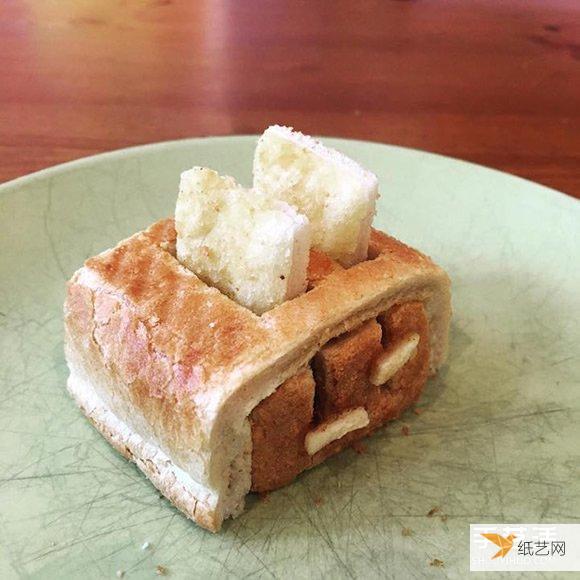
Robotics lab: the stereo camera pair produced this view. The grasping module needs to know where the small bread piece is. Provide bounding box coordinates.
[369,333,420,386]
[379,301,431,393]
[175,167,310,314]
[253,125,379,267]
[367,302,431,426]
[305,408,370,456]
[312,319,383,418]
[250,368,315,493]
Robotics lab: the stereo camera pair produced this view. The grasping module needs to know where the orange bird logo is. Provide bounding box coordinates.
[481,533,517,559]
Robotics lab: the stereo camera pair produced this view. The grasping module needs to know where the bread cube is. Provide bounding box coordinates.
[176,167,310,314]
[253,126,379,266]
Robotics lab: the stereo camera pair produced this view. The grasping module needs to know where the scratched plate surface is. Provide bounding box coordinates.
[0,137,579,579]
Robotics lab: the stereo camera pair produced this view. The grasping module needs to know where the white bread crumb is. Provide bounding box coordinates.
[253,125,379,266]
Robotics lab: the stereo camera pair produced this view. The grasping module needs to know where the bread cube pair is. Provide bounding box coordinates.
[176,126,379,314]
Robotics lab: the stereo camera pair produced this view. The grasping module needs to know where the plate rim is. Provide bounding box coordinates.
[1,134,578,215]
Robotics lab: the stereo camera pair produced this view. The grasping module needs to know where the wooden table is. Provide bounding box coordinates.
[2,0,579,198]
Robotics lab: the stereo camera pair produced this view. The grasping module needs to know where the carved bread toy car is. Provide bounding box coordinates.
[63,127,451,532]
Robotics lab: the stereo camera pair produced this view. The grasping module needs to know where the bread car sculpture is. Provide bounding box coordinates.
[64,127,451,532]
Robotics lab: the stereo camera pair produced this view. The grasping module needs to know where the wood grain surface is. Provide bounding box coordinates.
[1,0,579,197]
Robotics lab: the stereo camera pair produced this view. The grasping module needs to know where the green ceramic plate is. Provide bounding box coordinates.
[1,137,579,579]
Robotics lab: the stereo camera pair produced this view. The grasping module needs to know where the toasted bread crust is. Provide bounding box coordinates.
[306,249,344,289]
[249,368,315,492]
[64,219,451,531]
[250,300,431,493]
